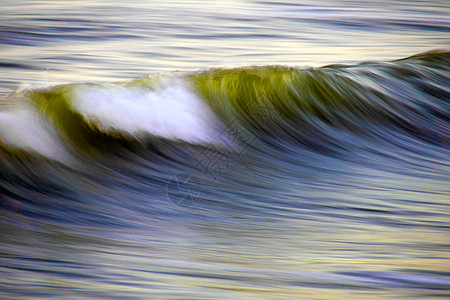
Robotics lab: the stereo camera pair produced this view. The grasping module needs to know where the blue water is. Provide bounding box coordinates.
[0,1,449,299]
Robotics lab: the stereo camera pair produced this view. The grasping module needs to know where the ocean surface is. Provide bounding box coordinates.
[0,0,449,299]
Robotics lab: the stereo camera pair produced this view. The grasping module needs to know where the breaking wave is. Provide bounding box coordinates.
[0,50,448,161]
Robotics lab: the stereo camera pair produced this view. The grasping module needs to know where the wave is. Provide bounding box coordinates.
[0,50,448,162]
[1,51,449,296]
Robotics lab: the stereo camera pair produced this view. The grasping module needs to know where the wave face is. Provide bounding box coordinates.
[1,51,449,298]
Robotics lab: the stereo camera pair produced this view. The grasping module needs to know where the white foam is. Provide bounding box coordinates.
[0,106,69,163]
[71,80,224,145]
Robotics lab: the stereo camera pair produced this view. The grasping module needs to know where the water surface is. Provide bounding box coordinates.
[0,1,449,299]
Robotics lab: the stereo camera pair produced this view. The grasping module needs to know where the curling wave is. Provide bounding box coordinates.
[0,50,448,162]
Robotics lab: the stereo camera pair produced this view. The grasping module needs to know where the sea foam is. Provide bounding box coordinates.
[0,106,69,163]
[71,80,224,145]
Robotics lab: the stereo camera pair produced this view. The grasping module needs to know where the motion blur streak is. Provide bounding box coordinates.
[0,0,449,299]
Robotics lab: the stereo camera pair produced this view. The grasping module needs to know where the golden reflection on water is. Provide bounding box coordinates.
[1,0,448,93]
